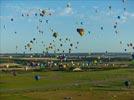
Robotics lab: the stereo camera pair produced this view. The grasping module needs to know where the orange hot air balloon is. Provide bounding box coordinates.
[77,28,84,36]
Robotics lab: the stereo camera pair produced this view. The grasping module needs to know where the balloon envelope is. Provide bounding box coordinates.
[53,32,58,38]
[11,18,13,21]
[77,28,84,36]
[34,75,40,81]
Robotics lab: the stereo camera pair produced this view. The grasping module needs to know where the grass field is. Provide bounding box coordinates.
[0,68,134,100]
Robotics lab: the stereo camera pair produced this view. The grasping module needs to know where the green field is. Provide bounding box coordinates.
[0,68,134,100]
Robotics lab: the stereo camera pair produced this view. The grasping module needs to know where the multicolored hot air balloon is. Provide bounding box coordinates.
[77,28,84,36]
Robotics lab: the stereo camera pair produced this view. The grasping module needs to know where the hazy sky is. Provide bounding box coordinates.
[0,0,134,53]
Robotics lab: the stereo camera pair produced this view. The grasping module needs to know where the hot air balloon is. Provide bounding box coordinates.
[124,8,126,11]
[11,18,14,21]
[27,43,32,49]
[22,14,24,17]
[35,13,37,16]
[46,20,48,23]
[115,22,118,25]
[46,47,49,51]
[94,60,98,65]
[40,13,44,17]
[30,48,32,51]
[122,0,126,3]
[27,14,29,16]
[77,28,84,36]
[117,16,121,19]
[114,25,117,29]
[69,48,71,53]
[50,46,53,49]
[95,9,98,13]
[101,27,103,30]
[80,22,83,25]
[30,40,33,43]
[39,19,42,23]
[66,2,71,8]
[109,6,111,10]
[130,43,133,47]
[124,80,131,88]
[59,38,62,41]
[42,10,46,15]
[53,32,58,38]
[60,44,63,47]
[25,45,27,50]
[70,43,73,47]
[115,30,118,34]
[57,49,60,51]
[40,10,45,17]
[3,25,6,29]
[105,51,108,54]
[34,75,40,81]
